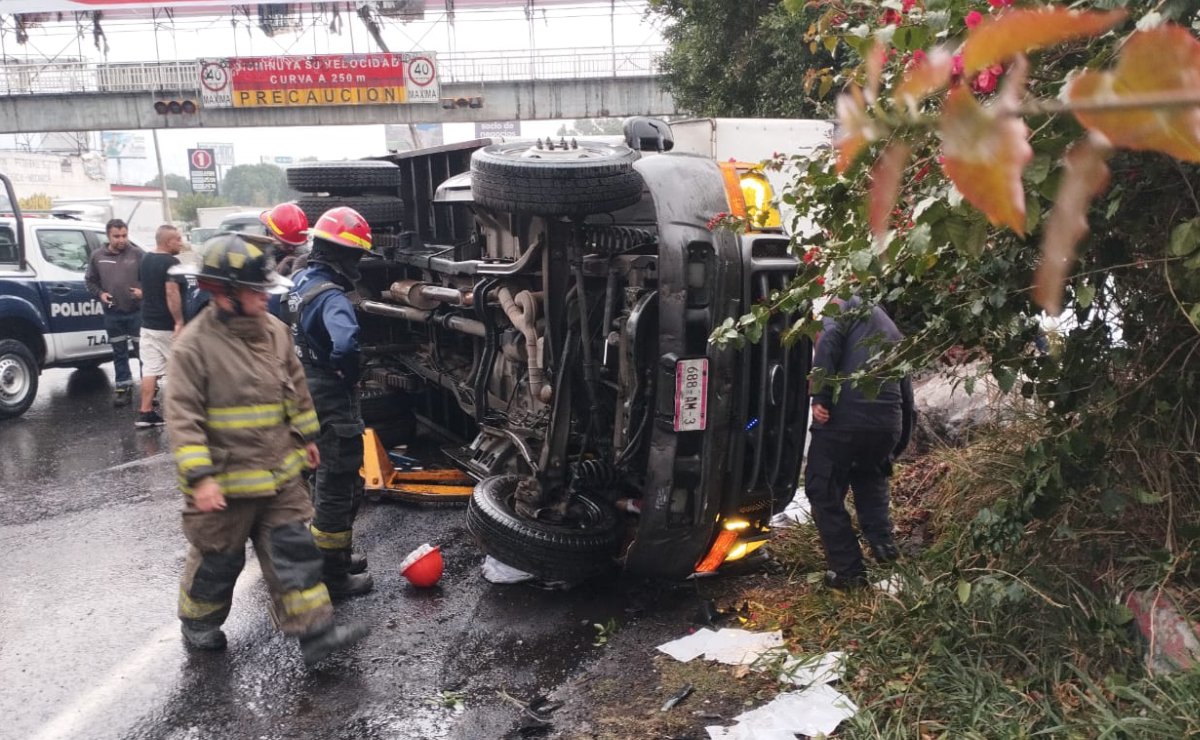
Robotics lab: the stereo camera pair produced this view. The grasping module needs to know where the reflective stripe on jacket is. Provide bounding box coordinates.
[165,304,320,498]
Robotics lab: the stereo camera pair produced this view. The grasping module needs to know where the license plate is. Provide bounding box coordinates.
[674,358,709,432]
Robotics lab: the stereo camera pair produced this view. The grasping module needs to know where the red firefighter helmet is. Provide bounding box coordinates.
[305,206,373,252]
[259,202,309,247]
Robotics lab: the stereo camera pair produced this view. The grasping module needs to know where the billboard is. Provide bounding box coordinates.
[101,132,146,159]
[385,123,444,152]
[199,53,439,110]
[196,142,235,167]
[188,148,218,194]
[474,121,522,139]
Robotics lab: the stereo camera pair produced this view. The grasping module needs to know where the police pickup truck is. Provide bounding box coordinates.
[0,173,115,419]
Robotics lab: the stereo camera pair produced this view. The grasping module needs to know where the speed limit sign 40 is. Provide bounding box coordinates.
[199,58,233,108]
[405,54,439,103]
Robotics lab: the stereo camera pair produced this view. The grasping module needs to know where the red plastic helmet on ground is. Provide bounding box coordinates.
[400,544,444,587]
[260,202,309,247]
[305,206,373,252]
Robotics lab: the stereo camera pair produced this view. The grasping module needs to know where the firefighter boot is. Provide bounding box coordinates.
[348,552,368,574]
[299,623,371,667]
[322,550,373,597]
[181,620,227,650]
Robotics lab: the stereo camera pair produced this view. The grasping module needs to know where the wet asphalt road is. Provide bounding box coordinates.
[0,366,697,740]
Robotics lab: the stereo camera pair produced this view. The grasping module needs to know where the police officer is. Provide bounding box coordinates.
[804,295,914,590]
[281,207,374,597]
[166,233,368,666]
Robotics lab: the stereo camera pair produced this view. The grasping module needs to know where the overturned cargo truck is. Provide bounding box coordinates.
[286,118,825,581]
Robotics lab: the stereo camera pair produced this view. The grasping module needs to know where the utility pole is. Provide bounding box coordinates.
[152,128,172,222]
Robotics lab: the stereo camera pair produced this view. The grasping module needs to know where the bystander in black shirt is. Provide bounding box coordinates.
[140,252,186,331]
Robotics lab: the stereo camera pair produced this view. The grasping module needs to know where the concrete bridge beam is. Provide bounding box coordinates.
[0,77,678,134]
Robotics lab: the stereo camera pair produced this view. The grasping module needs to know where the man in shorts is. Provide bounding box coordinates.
[135,224,186,427]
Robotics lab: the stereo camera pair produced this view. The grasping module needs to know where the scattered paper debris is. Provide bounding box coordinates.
[778,651,844,687]
[705,684,858,739]
[770,489,812,528]
[657,628,784,666]
[874,574,904,595]
[481,556,535,584]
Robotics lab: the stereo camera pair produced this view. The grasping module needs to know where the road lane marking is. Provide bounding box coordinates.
[29,560,264,740]
[102,452,170,474]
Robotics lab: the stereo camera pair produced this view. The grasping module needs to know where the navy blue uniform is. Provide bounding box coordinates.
[804,296,914,579]
[281,264,366,576]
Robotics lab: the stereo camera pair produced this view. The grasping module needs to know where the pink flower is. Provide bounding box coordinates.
[902,0,917,10]
[906,48,928,71]
[987,0,1013,6]
[972,70,997,93]
[965,10,983,27]
[880,8,903,25]
[971,63,1004,94]
[816,276,826,286]
[803,248,820,264]
[913,163,931,182]
[950,54,965,84]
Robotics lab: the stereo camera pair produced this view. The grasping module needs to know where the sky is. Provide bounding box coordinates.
[0,2,666,186]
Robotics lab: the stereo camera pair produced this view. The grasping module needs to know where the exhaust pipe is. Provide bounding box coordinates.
[497,286,552,403]
[359,300,486,338]
[389,280,473,309]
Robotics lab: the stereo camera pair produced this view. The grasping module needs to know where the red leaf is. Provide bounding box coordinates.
[962,7,1127,76]
[1032,136,1113,315]
[866,39,886,103]
[940,63,1033,235]
[892,48,954,113]
[1068,25,1200,163]
[868,143,912,239]
[835,86,883,174]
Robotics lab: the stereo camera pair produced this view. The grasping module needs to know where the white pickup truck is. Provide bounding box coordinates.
[0,174,120,418]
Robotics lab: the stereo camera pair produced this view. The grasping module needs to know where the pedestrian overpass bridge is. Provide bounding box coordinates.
[0,47,676,134]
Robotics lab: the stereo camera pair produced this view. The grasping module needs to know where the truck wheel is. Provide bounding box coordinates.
[0,339,38,419]
[466,474,622,581]
[470,141,644,216]
[286,160,401,195]
[294,195,405,227]
[359,386,416,448]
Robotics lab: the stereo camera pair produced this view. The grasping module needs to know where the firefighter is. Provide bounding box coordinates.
[280,207,374,597]
[184,203,308,322]
[165,233,369,666]
[260,202,309,277]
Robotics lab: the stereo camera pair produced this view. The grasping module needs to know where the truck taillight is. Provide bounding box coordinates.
[717,162,781,231]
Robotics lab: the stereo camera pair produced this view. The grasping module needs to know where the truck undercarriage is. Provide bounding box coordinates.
[289,127,811,581]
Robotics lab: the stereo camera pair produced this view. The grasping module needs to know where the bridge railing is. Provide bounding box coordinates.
[0,46,665,95]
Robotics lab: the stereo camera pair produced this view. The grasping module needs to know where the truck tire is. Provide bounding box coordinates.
[470,141,644,217]
[359,386,416,448]
[286,160,400,195]
[466,474,622,581]
[294,195,405,228]
[0,339,38,419]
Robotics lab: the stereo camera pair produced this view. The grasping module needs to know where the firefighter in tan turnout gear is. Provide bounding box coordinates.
[165,233,368,666]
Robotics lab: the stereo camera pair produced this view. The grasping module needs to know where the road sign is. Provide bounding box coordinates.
[188,148,218,194]
[198,59,233,108]
[405,56,437,103]
[200,52,439,109]
[274,156,294,164]
[197,141,234,167]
